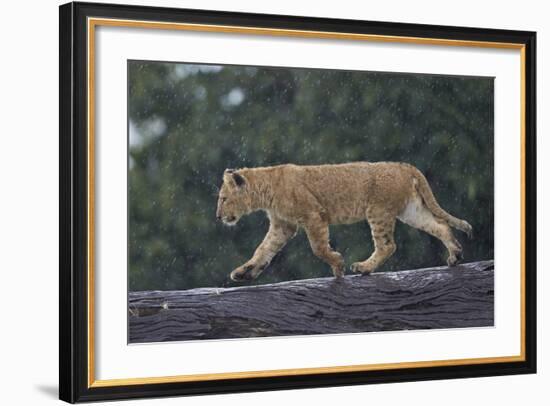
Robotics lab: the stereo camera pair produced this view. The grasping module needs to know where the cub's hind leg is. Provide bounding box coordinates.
[351,210,397,275]
[398,196,463,266]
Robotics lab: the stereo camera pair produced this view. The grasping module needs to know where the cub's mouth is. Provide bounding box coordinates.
[222,216,238,226]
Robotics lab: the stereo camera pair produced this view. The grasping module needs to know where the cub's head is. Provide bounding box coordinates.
[216,169,249,226]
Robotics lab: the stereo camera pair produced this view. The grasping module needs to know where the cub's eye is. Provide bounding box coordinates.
[221,197,227,203]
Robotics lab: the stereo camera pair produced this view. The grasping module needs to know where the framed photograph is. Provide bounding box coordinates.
[59,1,536,402]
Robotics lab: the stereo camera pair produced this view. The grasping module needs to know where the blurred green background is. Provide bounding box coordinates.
[128,61,494,292]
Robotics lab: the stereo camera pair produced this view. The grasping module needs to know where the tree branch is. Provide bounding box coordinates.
[129,260,494,343]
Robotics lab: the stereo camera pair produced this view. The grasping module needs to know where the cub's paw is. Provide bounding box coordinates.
[332,265,345,278]
[447,250,463,267]
[230,264,255,281]
[230,262,267,282]
[350,261,375,276]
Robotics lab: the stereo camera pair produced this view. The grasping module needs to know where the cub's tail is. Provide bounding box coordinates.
[412,168,473,239]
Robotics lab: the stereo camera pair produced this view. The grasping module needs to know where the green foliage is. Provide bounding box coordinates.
[128,61,494,291]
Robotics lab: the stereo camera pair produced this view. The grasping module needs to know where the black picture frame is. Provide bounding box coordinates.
[59,1,537,403]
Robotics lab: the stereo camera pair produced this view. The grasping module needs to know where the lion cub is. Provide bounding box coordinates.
[216,162,472,281]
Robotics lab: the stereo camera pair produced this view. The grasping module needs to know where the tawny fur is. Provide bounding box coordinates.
[216,162,473,282]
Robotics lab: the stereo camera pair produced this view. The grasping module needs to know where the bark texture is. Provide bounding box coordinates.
[129,260,494,343]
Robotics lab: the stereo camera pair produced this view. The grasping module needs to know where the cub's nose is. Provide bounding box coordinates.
[216,215,222,221]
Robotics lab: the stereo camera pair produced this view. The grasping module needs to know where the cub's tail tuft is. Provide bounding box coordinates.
[412,167,474,238]
[460,220,474,239]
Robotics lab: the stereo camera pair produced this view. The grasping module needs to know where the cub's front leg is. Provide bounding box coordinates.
[230,216,297,281]
[303,216,345,278]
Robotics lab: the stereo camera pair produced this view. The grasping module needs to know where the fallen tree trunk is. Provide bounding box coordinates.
[129,260,494,343]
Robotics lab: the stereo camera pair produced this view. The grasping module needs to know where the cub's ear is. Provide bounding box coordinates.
[232,172,246,187]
